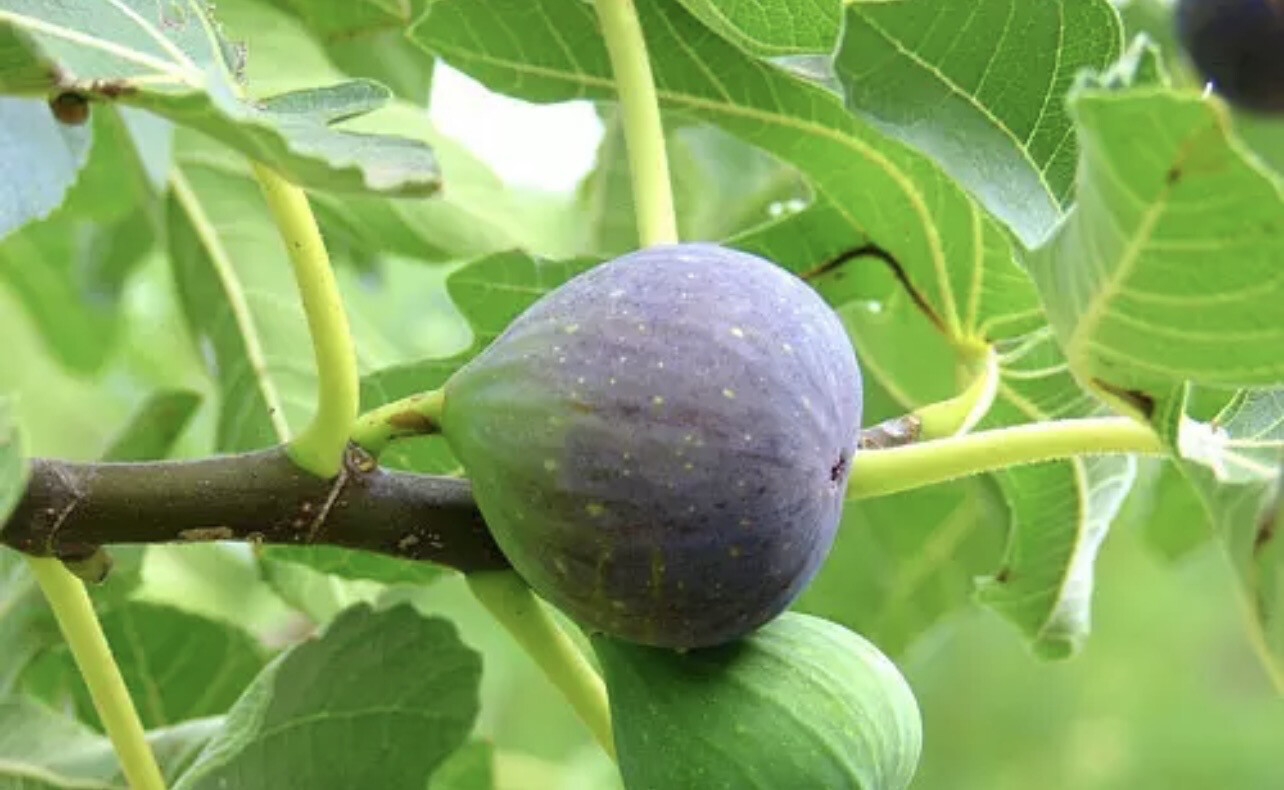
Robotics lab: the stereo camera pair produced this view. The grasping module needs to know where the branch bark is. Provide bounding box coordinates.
[1,445,509,573]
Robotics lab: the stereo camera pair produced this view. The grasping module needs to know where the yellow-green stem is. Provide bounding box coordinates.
[350,389,445,457]
[251,163,358,478]
[846,417,1165,500]
[593,0,678,246]
[915,348,999,439]
[27,557,166,790]
[467,570,616,760]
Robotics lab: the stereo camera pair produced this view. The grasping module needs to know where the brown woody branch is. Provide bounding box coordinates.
[1,444,509,573]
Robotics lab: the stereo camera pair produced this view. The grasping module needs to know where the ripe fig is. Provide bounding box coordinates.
[1176,0,1284,113]
[440,243,862,648]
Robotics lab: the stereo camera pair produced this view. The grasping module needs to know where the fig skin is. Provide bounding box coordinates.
[1176,0,1284,113]
[441,243,863,648]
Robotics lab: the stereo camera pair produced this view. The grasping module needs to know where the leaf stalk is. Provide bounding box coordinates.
[467,570,617,759]
[592,0,678,246]
[251,163,358,479]
[26,557,167,790]
[846,416,1164,500]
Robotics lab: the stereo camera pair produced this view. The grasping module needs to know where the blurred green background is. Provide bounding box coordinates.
[5,0,1284,787]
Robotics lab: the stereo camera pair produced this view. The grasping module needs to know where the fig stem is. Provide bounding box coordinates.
[350,389,446,456]
[466,570,617,760]
[251,162,358,479]
[27,557,167,790]
[592,0,678,246]
[846,416,1164,500]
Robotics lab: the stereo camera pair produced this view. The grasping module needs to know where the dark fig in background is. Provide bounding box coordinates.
[440,243,863,648]
[1176,0,1284,113]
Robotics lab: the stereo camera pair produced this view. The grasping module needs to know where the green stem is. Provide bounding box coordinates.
[26,557,166,790]
[593,0,678,246]
[350,389,445,457]
[915,348,999,439]
[251,162,358,479]
[466,570,616,760]
[846,416,1164,500]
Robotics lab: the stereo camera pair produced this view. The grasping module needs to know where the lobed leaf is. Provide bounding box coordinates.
[173,603,481,790]
[411,0,1042,347]
[0,699,220,788]
[0,103,163,373]
[0,97,91,242]
[0,0,438,195]
[839,0,1124,246]
[259,0,435,103]
[1029,90,1284,401]
[260,545,444,587]
[1148,386,1284,683]
[673,0,843,57]
[43,603,266,731]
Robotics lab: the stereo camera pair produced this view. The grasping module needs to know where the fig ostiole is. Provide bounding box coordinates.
[440,243,863,649]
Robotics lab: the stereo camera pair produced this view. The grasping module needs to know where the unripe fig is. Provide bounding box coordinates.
[1176,0,1284,113]
[440,243,862,648]
[594,613,922,789]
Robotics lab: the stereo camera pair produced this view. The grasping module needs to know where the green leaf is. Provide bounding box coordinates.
[101,390,202,462]
[257,552,385,626]
[0,97,91,241]
[260,545,444,587]
[794,374,1006,654]
[173,603,481,790]
[309,103,564,264]
[41,603,265,730]
[0,549,51,696]
[1123,458,1216,561]
[0,698,123,789]
[673,0,842,57]
[1147,386,1284,682]
[577,111,807,256]
[974,329,1137,658]
[0,1,439,195]
[0,104,164,373]
[0,699,220,788]
[0,397,23,526]
[595,612,922,790]
[260,0,435,102]
[797,479,1006,656]
[427,741,494,790]
[1029,89,1284,400]
[838,0,1124,245]
[412,0,1043,347]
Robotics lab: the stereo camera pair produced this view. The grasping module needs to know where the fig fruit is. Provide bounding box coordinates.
[440,243,862,648]
[594,613,922,789]
[1176,0,1284,113]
